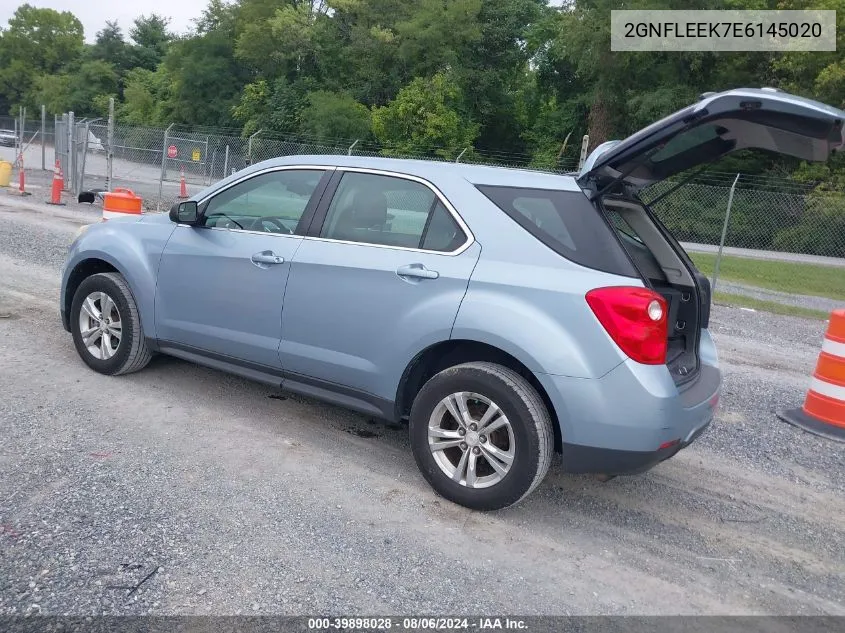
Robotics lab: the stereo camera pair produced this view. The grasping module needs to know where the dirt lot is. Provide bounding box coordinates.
[0,196,843,616]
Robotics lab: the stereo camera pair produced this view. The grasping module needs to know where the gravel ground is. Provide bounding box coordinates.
[0,197,844,616]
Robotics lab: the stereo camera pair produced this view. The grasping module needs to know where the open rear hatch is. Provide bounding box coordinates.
[577,87,845,385]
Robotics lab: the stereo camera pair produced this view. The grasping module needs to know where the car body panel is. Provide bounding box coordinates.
[280,238,482,401]
[60,213,176,337]
[537,329,720,455]
[451,256,636,379]
[155,225,304,369]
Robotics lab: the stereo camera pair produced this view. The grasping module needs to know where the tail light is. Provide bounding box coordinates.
[586,286,668,365]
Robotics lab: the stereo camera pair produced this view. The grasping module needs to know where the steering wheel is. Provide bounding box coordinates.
[251,216,293,234]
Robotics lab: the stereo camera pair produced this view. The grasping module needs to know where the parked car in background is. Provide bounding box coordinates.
[60,88,845,510]
[0,129,16,147]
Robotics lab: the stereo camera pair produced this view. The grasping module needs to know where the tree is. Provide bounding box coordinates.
[371,72,479,159]
[119,67,171,125]
[90,21,127,65]
[0,4,83,112]
[163,28,246,127]
[34,60,118,116]
[130,14,172,56]
[299,91,371,140]
[124,15,174,72]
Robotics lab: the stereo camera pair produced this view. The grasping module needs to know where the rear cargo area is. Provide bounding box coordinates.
[600,196,710,385]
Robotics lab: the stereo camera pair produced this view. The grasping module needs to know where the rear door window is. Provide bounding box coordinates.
[476,185,635,276]
[320,171,467,252]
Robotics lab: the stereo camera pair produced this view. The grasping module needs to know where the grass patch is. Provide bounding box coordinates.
[713,291,829,321]
[689,252,845,302]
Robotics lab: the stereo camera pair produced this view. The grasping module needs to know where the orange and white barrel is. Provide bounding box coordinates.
[779,308,845,441]
[102,188,143,220]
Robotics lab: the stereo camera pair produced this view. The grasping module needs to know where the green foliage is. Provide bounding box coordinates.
[0,3,83,112]
[300,91,371,140]
[163,28,245,127]
[118,67,171,125]
[0,0,844,214]
[372,73,479,159]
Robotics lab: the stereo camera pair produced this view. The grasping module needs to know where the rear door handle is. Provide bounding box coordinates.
[251,251,285,266]
[396,263,439,280]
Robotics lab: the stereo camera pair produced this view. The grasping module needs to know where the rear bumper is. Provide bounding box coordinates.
[562,414,712,475]
[536,330,721,475]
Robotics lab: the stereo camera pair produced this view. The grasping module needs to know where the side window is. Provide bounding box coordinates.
[320,172,466,251]
[421,201,464,252]
[203,169,324,233]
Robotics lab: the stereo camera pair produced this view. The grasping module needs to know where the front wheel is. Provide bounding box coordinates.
[409,362,554,511]
[70,272,152,376]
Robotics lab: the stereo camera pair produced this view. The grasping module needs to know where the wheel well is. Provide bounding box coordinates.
[65,259,118,318]
[396,340,563,452]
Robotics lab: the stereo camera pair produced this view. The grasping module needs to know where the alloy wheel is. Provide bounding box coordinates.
[427,391,515,489]
[78,291,122,360]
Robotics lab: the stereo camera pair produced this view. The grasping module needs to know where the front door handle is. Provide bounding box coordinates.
[251,251,285,266]
[396,263,439,280]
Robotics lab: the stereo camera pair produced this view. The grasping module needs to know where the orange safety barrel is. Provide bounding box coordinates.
[103,188,143,220]
[778,308,845,442]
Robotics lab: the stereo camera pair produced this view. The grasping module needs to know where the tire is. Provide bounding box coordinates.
[70,272,152,376]
[409,361,554,511]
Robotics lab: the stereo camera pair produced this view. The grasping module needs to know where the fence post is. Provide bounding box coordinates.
[712,173,740,294]
[67,111,75,195]
[106,97,115,192]
[578,135,590,172]
[158,123,174,212]
[79,122,90,194]
[224,144,230,177]
[41,105,46,171]
[204,136,210,184]
[455,147,468,163]
[248,129,262,165]
[347,139,359,156]
[59,114,67,187]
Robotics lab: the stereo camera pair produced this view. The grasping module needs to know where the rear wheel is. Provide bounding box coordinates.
[70,272,152,375]
[409,362,553,510]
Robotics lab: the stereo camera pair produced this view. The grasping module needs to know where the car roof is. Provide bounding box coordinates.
[257,154,583,191]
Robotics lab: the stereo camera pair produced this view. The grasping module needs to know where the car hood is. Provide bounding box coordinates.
[137,211,172,225]
[577,87,845,192]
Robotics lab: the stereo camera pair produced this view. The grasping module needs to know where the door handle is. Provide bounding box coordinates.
[251,251,285,266]
[396,263,439,280]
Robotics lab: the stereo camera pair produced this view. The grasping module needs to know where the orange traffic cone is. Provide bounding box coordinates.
[778,309,845,442]
[47,160,65,206]
[178,166,188,199]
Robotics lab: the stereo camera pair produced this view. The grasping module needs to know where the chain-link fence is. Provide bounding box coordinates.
[38,109,845,276]
[642,171,845,260]
[0,110,56,181]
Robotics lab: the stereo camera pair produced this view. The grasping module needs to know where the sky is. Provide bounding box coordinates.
[0,0,209,43]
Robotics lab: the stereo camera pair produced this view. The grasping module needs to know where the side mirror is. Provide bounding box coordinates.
[170,200,199,224]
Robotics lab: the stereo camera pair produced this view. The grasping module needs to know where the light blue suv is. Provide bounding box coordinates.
[61,89,845,509]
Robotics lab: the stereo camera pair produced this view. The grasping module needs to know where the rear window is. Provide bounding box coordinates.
[475,185,636,276]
